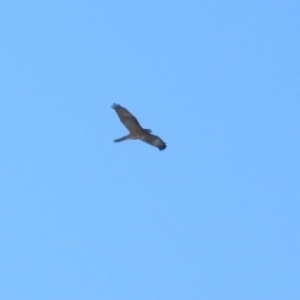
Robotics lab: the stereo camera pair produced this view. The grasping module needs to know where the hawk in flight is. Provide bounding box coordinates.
[111,103,167,151]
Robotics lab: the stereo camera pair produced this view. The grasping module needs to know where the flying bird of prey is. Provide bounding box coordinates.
[111,103,167,151]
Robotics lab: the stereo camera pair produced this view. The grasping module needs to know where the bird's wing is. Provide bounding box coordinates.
[111,103,143,133]
[138,133,167,151]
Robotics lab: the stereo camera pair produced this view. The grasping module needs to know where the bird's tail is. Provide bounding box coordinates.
[114,134,131,142]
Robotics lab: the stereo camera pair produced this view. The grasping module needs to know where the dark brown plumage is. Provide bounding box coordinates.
[111,103,167,151]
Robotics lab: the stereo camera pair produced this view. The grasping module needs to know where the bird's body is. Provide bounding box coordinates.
[111,103,167,151]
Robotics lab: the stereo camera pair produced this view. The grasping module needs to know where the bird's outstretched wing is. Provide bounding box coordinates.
[111,103,143,133]
[138,133,167,151]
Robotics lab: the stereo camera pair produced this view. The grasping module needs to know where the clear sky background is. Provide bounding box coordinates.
[1,1,299,299]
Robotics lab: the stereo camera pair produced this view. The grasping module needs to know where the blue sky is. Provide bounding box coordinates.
[1,1,299,299]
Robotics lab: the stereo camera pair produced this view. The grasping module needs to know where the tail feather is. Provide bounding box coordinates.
[114,134,131,142]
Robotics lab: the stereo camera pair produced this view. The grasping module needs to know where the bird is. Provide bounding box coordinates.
[111,103,167,151]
